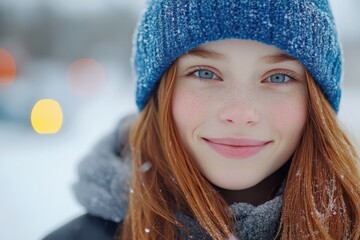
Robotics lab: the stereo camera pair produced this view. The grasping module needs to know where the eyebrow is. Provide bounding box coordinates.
[184,47,298,63]
[261,53,298,63]
[184,48,226,59]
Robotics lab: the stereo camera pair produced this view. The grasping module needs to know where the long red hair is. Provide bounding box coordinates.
[120,63,360,239]
[278,71,360,239]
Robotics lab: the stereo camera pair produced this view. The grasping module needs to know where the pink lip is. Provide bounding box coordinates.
[203,137,271,159]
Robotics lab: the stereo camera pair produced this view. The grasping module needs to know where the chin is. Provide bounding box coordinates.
[210,176,263,191]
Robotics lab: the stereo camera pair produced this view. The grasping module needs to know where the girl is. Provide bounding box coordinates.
[44,0,360,239]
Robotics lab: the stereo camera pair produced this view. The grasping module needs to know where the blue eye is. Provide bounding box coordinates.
[194,69,218,80]
[268,74,292,83]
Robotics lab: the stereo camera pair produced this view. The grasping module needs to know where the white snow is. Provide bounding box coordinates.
[0,67,137,240]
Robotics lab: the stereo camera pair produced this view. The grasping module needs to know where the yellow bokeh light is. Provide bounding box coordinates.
[31,99,63,134]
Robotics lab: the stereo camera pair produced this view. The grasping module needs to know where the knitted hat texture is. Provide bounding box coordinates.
[132,0,342,112]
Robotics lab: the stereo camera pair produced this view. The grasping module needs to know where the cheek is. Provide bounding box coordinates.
[171,85,210,139]
[269,93,308,139]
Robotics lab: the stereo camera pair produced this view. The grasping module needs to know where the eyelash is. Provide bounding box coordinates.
[187,66,221,81]
[265,69,297,85]
[187,66,297,84]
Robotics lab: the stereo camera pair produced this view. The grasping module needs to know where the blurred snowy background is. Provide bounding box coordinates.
[0,1,359,239]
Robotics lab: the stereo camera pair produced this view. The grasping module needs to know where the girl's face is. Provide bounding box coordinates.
[172,39,308,190]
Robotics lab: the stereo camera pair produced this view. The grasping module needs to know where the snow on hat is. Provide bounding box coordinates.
[132,0,342,112]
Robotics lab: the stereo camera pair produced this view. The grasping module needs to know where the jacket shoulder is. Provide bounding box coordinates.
[42,214,122,240]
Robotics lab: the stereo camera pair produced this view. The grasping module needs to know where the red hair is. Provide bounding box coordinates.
[278,72,360,239]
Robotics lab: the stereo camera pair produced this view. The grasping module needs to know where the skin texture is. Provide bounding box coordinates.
[172,39,308,205]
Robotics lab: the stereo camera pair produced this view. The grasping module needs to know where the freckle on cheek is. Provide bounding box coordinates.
[179,93,206,115]
[275,104,306,129]
[172,90,209,127]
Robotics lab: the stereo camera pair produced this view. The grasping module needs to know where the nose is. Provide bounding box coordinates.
[218,92,260,126]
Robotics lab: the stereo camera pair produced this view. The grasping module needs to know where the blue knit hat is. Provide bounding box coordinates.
[132,0,342,112]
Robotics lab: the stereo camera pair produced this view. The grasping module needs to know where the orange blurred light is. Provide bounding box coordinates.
[67,58,106,96]
[0,48,16,86]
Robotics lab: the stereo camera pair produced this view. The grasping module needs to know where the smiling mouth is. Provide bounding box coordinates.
[203,137,271,159]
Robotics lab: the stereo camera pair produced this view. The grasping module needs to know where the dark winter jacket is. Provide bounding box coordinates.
[42,114,284,240]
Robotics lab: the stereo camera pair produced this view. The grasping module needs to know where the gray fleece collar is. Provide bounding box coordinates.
[73,115,134,222]
[176,195,282,240]
[72,114,283,239]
